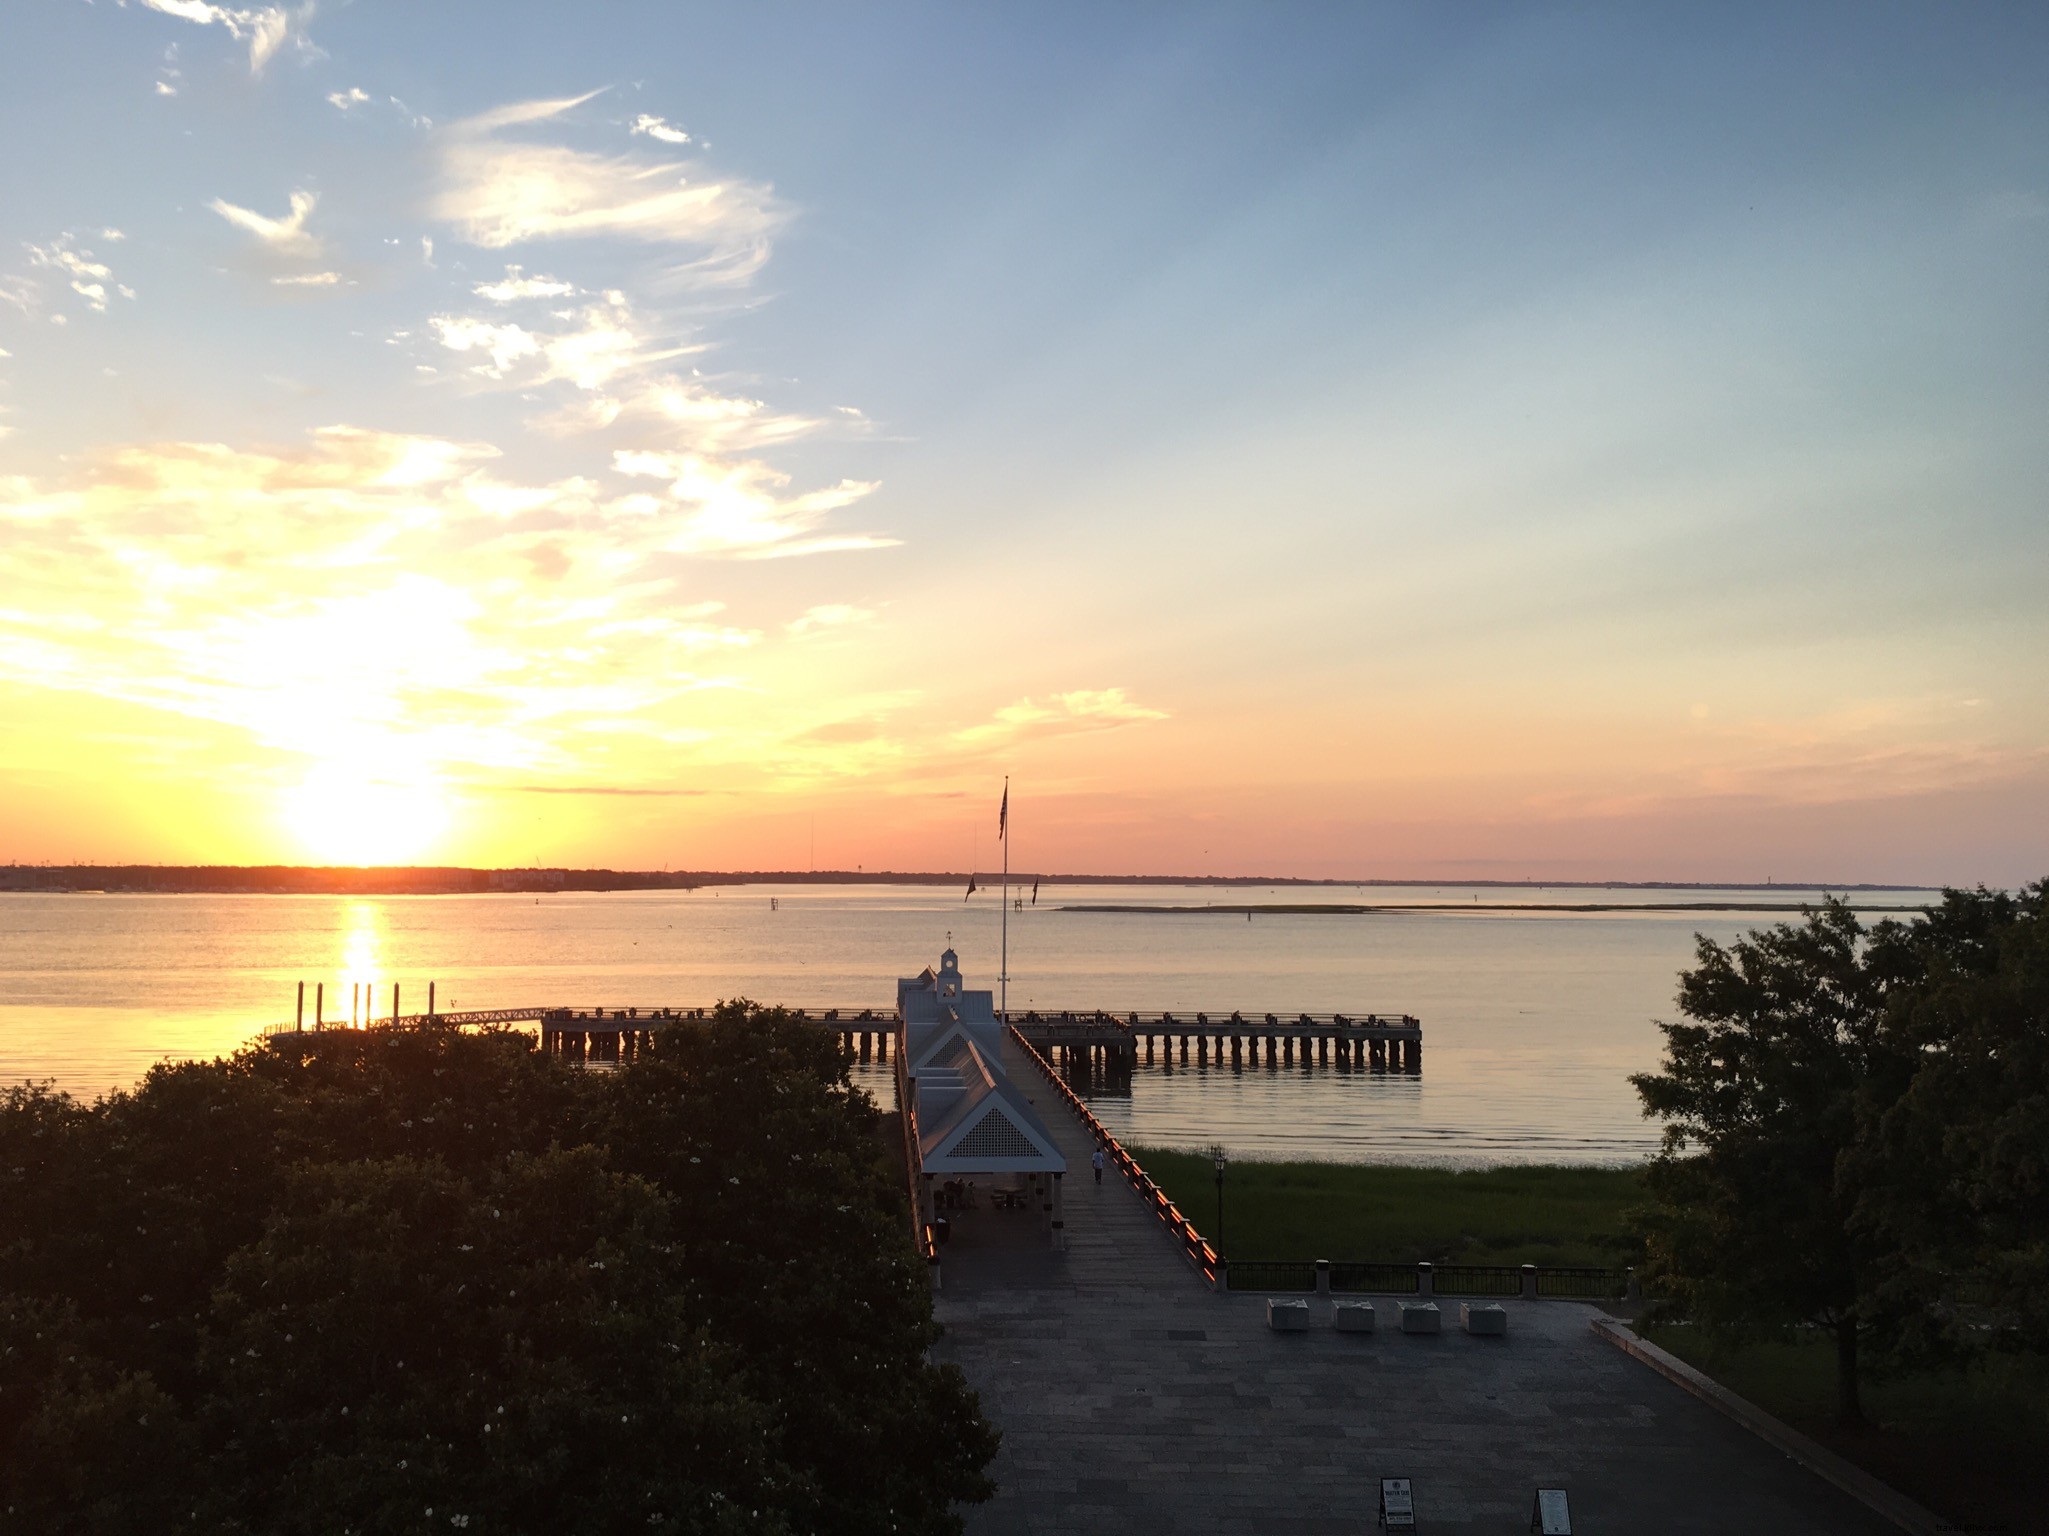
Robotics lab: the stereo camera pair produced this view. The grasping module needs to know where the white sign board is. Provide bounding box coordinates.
[1380,1477,1416,1531]
[1531,1488,1571,1535]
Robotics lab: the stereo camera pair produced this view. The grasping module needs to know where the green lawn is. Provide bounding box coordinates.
[1643,1326,2049,1532]
[1129,1151,1644,1268]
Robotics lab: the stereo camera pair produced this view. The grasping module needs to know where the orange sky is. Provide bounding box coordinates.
[2,6,2045,885]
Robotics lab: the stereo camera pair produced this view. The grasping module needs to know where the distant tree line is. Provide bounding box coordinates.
[0,1005,996,1534]
[1633,881,2049,1422]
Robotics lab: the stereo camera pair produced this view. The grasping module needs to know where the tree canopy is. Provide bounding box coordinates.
[1633,883,2049,1423]
[0,1005,996,1535]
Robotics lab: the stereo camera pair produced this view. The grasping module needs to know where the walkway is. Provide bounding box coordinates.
[930,1037,1900,1534]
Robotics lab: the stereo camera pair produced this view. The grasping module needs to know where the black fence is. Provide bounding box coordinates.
[1331,1262,1423,1295]
[1225,1260,1630,1299]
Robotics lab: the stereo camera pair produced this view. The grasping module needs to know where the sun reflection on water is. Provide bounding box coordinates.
[338,903,383,1027]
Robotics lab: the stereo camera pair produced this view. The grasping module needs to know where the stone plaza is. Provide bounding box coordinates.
[931,1033,1900,1535]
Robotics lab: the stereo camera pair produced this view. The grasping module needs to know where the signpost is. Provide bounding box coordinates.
[1531,1488,1571,1534]
[1379,1476,1416,1532]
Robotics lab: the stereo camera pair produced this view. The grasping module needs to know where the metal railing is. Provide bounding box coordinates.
[1330,1261,1423,1295]
[1223,1260,1319,1293]
[1008,1027,1220,1287]
[894,1028,939,1284]
[1228,1259,1630,1298]
[259,1004,895,1039]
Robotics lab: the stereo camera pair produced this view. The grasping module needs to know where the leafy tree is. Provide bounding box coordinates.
[0,1004,996,1535]
[1854,882,2049,1349]
[1631,899,1914,1422]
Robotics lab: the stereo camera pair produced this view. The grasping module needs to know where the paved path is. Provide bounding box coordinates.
[931,1037,1899,1534]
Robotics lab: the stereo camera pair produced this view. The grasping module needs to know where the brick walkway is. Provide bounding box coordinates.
[930,1036,1898,1534]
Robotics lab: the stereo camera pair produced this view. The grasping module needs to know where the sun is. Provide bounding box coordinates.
[282,763,452,865]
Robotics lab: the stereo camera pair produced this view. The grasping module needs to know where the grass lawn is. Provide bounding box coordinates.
[1643,1326,2049,1533]
[1129,1150,1644,1268]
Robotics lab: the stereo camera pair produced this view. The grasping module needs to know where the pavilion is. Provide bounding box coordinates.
[898,948,1067,1241]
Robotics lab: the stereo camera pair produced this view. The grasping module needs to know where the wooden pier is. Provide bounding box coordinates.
[262,994,1423,1076]
[1011,1010,1422,1090]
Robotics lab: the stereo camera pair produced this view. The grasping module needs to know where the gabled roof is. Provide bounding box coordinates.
[913,1032,1065,1174]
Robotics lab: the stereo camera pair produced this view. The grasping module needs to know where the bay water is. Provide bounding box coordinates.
[0,883,1933,1166]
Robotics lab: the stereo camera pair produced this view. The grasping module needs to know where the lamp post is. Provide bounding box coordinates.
[1211,1143,1227,1258]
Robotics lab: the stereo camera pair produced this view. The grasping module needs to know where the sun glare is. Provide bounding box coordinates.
[282,763,451,865]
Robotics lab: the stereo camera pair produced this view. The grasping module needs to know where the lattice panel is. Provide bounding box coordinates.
[950,1107,1040,1160]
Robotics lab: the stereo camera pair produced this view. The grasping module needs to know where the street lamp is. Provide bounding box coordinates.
[1210,1143,1227,1258]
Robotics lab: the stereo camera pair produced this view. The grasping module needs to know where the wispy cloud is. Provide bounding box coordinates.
[0,415,896,793]
[326,86,369,110]
[273,270,343,287]
[429,294,689,390]
[435,92,782,284]
[630,113,690,145]
[787,603,875,636]
[22,234,134,314]
[208,190,323,259]
[473,265,577,302]
[611,449,891,559]
[134,0,312,74]
[953,689,1169,749]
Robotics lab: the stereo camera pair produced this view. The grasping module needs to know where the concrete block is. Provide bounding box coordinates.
[1333,1300,1376,1333]
[1398,1300,1442,1335]
[1266,1298,1311,1332]
[1461,1302,1508,1336]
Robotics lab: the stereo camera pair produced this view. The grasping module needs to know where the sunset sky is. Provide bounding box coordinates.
[1,3,2045,883]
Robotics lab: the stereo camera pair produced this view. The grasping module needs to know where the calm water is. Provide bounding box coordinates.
[0,883,1933,1166]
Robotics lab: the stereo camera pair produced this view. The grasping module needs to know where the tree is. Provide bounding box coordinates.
[1631,899,1912,1423]
[0,1005,997,1535]
[1855,882,2049,1350]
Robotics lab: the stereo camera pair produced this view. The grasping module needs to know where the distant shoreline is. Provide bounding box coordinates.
[1059,900,1930,916]
[0,864,1940,897]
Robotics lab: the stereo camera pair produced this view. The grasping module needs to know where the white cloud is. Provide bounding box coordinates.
[0,423,892,789]
[24,236,132,314]
[156,79,179,96]
[610,449,891,559]
[953,689,1169,748]
[429,296,689,391]
[630,113,690,145]
[208,190,322,259]
[134,0,312,75]
[787,603,874,636]
[435,92,782,284]
[326,86,370,110]
[473,265,578,302]
[273,270,343,287]
[430,316,541,377]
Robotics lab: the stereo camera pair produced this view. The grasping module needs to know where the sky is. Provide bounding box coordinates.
[1,2,2045,884]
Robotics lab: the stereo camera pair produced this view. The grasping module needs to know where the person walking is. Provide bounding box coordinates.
[1092,1146,1106,1186]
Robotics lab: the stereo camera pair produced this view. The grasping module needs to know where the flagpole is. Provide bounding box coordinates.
[1000,775,1009,1023]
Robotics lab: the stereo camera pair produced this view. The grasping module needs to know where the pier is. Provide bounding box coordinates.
[263,994,1425,1075]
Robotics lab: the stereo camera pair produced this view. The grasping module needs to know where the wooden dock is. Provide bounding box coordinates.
[262,997,1423,1074]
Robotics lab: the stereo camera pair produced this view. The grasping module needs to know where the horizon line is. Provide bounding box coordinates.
[0,862,1952,893]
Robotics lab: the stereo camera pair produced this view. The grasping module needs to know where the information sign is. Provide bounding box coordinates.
[1530,1487,1571,1534]
[1379,1476,1416,1531]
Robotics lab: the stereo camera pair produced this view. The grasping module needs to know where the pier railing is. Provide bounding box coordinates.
[893,1026,941,1286]
[1008,1027,1221,1287]
[261,1003,1418,1038]
[1013,1010,1420,1032]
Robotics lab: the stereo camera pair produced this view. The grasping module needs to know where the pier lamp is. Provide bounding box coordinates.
[1210,1144,1227,1257]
